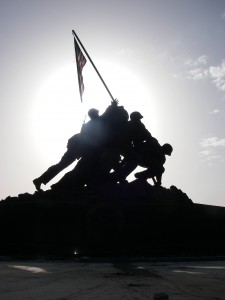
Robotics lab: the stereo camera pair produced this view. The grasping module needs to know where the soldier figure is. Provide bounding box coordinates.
[111,111,153,183]
[135,143,173,186]
[112,111,173,187]
[33,108,101,191]
[128,111,152,149]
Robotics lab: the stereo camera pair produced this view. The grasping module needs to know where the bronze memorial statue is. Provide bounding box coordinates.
[33,99,173,191]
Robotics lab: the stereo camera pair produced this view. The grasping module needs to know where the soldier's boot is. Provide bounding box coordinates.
[33,178,42,191]
[134,170,149,180]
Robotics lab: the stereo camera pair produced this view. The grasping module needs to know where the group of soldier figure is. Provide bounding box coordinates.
[33,99,173,191]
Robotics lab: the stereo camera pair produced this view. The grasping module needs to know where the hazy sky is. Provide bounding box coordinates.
[0,0,225,206]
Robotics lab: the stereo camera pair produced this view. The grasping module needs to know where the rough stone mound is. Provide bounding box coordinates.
[0,179,225,257]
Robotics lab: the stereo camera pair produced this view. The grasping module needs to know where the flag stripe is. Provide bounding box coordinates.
[74,38,87,101]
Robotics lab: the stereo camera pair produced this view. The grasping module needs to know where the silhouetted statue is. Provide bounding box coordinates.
[33,100,129,191]
[98,99,131,174]
[33,101,172,191]
[111,111,153,183]
[33,108,102,191]
[79,108,106,151]
[127,111,153,148]
[101,99,129,131]
[111,111,173,186]
[50,99,131,190]
[135,142,173,186]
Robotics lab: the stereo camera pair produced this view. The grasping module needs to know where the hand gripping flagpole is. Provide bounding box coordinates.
[72,30,115,102]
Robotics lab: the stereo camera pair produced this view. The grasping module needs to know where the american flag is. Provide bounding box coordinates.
[74,38,87,101]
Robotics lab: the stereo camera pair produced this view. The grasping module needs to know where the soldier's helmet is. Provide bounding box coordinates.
[162,143,173,156]
[130,111,143,120]
[88,108,99,119]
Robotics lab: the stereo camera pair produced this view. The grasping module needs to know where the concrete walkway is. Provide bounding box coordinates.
[0,258,224,299]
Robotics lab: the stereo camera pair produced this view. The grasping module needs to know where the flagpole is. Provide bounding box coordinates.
[72,30,115,102]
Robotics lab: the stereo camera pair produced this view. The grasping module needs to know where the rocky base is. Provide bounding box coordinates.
[0,179,225,258]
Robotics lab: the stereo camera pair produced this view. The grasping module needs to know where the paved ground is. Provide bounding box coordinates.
[0,258,224,299]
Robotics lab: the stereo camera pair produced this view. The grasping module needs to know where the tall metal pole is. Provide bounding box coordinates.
[72,30,115,102]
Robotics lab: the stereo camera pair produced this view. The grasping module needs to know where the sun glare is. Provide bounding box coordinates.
[31,61,154,167]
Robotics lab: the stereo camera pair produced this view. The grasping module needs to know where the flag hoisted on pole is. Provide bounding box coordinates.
[72,30,115,103]
[74,37,87,102]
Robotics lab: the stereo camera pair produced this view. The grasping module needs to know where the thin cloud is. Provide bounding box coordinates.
[188,68,208,80]
[159,50,174,63]
[206,155,223,162]
[198,55,209,65]
[200,137,225,148]
[208,60,225,91]
[115,48,134,56]
[210,109,220,114]
[199,150,223,166]
[200,154,224,166]
[185,55,208,67]
[199,149,212,156]
[199,137,225,165]
[185,58,225,91]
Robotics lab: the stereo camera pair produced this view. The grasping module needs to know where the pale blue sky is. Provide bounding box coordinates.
[0,0,225,206]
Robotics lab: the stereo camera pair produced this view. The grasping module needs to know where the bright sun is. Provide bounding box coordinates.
[31,61,156,185]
